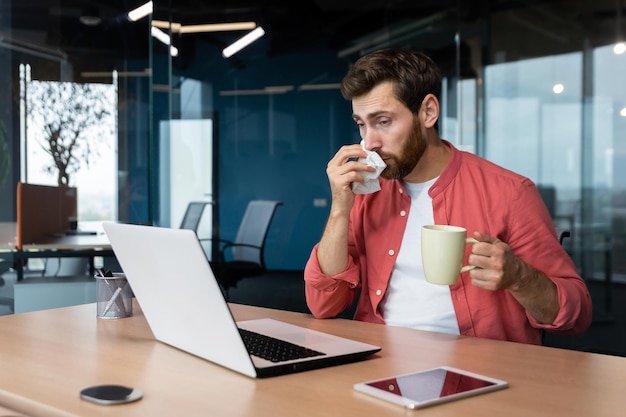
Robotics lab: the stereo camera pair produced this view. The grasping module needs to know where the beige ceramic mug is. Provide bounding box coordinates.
[421,225,477,285]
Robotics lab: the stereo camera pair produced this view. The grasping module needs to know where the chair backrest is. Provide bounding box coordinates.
[556,227,571,245]
[537,185,556,218]
[232,200,282,265]
[179,202,209,232]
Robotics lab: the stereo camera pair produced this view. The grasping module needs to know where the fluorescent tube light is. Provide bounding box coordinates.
[151,26,170,45]
[81,70,151,78]
[128,1,153,22]
[263,86,293,93]
[182,22,256,34]
[151,20,183,33]
[219,85,294,96]
[151,27,177,57]
[298,83,341,91]
[222,26,265,58]
[151,20,255,34]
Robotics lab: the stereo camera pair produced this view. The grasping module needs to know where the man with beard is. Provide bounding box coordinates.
[304,48,592,345]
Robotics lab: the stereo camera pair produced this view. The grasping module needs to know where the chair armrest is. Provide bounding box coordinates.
[197,238,234,262]
[221,242,262,250]
[198,237,233,245]
[197,239,263,262]
[219,242,262,262]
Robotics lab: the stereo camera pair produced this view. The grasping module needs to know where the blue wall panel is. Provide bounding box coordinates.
[180,42,359,270]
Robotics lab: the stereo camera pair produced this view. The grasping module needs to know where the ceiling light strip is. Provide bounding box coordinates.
[222,26,265,58]
[151,20,255,34]
[150,27,178,57]
[128,1,153,22]
[81,70,151,78]
[151,20,183,33]
[181,22,256,34]
[220,85,293,96]
[151,26,170,45]
[298,83,341,91]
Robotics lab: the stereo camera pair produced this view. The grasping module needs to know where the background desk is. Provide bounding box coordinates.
[1,222,112,313]
[2,222,113,281]
[0,302,625,417]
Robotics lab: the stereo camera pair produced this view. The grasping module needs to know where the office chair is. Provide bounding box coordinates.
[179,201,211,232]
[556,227,571,245]
[541,227,571,345]
[538,185,574,246]
[0,259,9,285]
[208,200,283,301]
[0,259,14,313]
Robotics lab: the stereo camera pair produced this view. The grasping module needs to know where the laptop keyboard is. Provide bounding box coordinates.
[239,328,326,362]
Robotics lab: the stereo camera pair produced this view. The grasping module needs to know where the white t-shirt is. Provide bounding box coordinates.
[380,179,460,335]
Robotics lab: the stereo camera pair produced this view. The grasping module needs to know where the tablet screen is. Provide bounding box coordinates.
[354,366,508,409]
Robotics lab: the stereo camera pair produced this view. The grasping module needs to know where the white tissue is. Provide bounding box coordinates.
[352,140,387,194]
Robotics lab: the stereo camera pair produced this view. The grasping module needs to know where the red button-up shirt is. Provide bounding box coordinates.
[304,141,592,344]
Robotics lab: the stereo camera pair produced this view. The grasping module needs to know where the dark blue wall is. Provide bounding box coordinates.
[172,42,361,270]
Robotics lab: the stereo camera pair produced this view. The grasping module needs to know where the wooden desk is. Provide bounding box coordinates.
[0,302,624,417]
[0,404,27,416]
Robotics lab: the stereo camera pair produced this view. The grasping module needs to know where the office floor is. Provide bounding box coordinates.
[1,270,624,356]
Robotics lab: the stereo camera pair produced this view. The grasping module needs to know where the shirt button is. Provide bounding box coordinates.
[388,249,395,256]
[376,289,382,296]
[399,188,404,194]
[400,210,406,217]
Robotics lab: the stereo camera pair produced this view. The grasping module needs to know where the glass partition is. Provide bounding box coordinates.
[0,0,151,225]
[1,1,625,309]
[149,8,218,259]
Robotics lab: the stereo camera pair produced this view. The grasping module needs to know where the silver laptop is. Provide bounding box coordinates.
[103,222,381,378]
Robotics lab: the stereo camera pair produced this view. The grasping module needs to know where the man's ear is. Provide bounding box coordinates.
[421,94,439,128]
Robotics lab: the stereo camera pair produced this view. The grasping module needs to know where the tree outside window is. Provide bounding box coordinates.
[23,71,117,221]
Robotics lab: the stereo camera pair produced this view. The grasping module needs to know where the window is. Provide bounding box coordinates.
[20,64,118,221]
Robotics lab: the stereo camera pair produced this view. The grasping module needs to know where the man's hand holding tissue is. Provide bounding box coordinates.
[326,144,380,215]
[319,143,384,276]
[352,140,387,194]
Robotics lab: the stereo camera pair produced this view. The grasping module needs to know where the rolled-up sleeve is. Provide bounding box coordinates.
[304,244,360,318]
[527,277,592,336]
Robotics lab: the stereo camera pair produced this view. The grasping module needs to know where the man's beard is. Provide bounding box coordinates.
[379,117,426,180]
